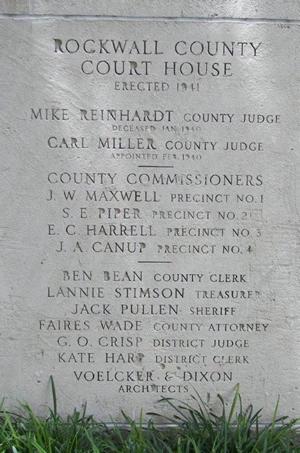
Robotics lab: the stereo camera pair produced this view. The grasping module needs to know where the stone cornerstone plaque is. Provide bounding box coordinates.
[0,1,299,421]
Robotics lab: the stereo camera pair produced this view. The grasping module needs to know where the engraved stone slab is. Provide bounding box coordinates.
[0,1,299,421]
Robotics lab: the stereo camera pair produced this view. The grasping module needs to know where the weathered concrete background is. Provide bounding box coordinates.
[0,1,299,422]
[0,0,299,20]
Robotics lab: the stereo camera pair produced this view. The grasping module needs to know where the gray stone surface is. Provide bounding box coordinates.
[0,0,300,20]
[0,1,299,422]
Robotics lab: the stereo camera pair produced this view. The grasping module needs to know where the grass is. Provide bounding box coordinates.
[0,380,299,452]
